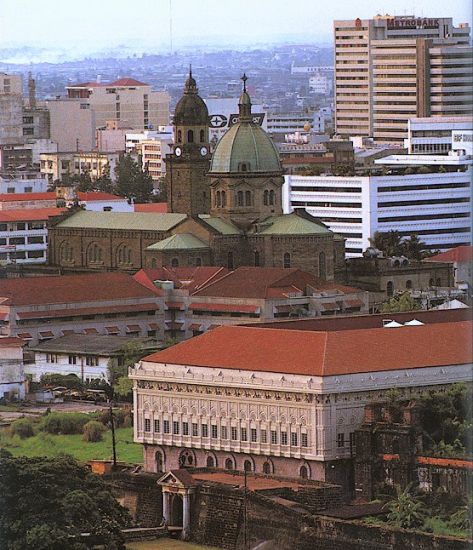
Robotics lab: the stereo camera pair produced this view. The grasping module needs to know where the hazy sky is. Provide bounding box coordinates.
[1,0,472,53]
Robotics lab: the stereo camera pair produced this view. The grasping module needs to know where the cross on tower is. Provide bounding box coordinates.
[241,73,248,92]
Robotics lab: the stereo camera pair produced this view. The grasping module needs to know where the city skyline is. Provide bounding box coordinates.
[1,0,472,62]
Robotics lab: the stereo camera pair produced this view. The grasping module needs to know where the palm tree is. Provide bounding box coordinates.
[384,484,427,529]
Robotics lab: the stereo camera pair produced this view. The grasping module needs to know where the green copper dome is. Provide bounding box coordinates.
[209,75,282,175]
[209,123,282,174]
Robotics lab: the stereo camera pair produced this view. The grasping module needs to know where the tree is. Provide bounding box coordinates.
[401,234,429,261]
[370,230,404,257]
[381,292,420,313]
[114,153,153,203]
[0,452,130,549]
[384,484,427,529]
[93,163,114,194]
[107,341,149,400]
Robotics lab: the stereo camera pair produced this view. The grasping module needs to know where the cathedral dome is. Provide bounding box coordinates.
[173,69,209,126]
[209,75,282,175]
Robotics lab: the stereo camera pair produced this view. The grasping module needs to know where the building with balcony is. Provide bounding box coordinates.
[131,318,472,486]
[39,151,120,183]
[0,272,164,346]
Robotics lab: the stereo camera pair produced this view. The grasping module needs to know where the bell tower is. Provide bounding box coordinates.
[166,68,211,216]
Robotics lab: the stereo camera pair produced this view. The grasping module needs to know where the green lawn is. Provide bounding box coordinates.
[126,540,221,550]
[0,426,143,463]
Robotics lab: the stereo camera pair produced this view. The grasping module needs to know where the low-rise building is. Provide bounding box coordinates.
[0,272,164,346]
[133,266,369,341]
[0,337,26,401]
[40,151,120,183]
[0,191,131,212]
[131,318,472,487]
[0,174,48,194]
[424,245,473,287]
[0,207,65,265]
[28,334,159,383]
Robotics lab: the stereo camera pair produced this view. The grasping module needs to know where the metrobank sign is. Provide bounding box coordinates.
[387,17,439,30]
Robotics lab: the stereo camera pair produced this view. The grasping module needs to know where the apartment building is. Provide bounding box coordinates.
[334,15,472,143]
[0,73,23,146]
[283,154,472,257]
[40,151,120,183]
[0,207,64,265]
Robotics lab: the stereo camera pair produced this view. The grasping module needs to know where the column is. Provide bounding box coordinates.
[162,491,170,525]
[182,492,191,540]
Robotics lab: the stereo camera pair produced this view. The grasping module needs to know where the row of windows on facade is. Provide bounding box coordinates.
[144,418,309,448]
[0,236,44,245]
[214,189,276,208]
[0,222,45,231]
[157,449,312,479]
[60,243,133,264]
[46,354,100,366]
[176,129,206,144]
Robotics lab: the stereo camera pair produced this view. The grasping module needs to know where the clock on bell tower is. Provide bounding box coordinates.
[165,68,211,216]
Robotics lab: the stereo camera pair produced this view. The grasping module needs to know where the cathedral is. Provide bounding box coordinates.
[49,72,345,280]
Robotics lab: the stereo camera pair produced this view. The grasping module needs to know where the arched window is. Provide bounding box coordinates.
[171,257,179,268]
[244,460,253,472]
[263,190,269,206]
[436,278,441,287]
[318,252,326,279]
[200,129,205,143]
[221,191,226,207]
[406,279,412,289]
[187,129,194,143]
[241,163,247,172]
[269,190,275,205]
[177,130,182,143]
[254,251,260,267]
[216,190,221,207]
[237,191,244,206]
[116,245,131,265]
[206,456,215,468]
[300,465,309,479]
[263,461,272,474]
[283,252,291,269]
[386,281,394,297]
[60,241,73,262]
[245,190,251,206]
[227,251,234,270]
[87,243,103,264]
[225,458,234,470]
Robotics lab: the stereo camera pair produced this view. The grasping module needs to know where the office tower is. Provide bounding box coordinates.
[334,15,472,143]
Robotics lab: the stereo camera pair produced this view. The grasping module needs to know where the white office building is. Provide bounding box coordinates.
[283,155,472,257]
[406,116,473,155]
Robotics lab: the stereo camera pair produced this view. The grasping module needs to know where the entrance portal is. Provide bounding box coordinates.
[170,494,183,527]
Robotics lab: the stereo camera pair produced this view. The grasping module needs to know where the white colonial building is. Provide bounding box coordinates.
[131,320,472,485]
[0,337,26,401]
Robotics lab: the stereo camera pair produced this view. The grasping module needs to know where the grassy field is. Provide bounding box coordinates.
[0,426,143,463]
[126,540,221,550]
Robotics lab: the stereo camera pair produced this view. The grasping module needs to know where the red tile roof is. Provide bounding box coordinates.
[68,81,107,88]
[110,78,147,87]
[0,207,65,222]
[16,302,159,320]
[134,203,168,213]
[0,337,25,347]
[417,456,473,470]
[192,267,361,299]
[0,192,124,203]
[0,272,158,307]
[133,267,228,295]
[424,245,473,264]
[142,322,473,377]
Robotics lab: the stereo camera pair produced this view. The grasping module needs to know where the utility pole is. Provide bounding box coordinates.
[243,469,249,550]
[109,403,117,469]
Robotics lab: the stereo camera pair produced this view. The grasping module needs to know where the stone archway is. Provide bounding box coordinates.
[170,494,183,527]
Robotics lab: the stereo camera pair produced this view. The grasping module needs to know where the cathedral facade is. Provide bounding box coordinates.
[49,73,345,280]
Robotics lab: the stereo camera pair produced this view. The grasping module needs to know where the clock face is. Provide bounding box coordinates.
[200,146,208,156]
[175,147,182,157]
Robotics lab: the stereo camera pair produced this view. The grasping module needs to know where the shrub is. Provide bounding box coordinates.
[82,420,106,442]
[40,412,90,435]
[98,407,132,428]
[39,373,83,390]
[10,418,34,439]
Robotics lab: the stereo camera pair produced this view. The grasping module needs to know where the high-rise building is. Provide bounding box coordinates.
[0,73,23,145]
[334,15,472,143]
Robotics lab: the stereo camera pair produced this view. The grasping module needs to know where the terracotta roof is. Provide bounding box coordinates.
[0,192,123,203]
[417,456,473,470]
[142,322,473,377]
[133,267,228,295]
[134,202,168,213]
[192,471,304,491]
[193,266,360,299]
[0,337,25,347]
[0,272,158,307]
[68,81,107,88]
[110,78,147,87]
[424,245,473,264]
[0,207,65,222]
